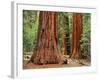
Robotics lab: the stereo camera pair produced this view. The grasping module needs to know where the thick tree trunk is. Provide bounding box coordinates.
[29,11,61,64]
[71,13,83,59]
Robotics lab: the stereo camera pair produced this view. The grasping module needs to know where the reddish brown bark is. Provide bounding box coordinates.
[29,11,61,64]
[71,13,83,59]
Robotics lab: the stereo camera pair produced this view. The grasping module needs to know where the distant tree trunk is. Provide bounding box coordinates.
[61,15,71,55]
[71,13,83,59]
[61,16,67,55]
[64,16,71,55]
[29,11,61,64]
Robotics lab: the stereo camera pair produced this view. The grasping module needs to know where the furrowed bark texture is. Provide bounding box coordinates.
[30,11,61,64]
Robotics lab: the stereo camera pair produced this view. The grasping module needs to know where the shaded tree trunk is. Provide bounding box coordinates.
[62,15,71,55]
[61,15,67,55]
[64,16,71,55]
[29,11,61,64]
[71,13,83,59]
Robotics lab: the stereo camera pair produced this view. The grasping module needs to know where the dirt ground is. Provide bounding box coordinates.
[23,59,91,69]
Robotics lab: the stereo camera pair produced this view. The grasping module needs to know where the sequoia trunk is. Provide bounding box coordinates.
[29,11,61,64]
[71,13,83,59]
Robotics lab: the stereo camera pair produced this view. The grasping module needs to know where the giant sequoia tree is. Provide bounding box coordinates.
[29,11,61,64]
[71,13,83,59]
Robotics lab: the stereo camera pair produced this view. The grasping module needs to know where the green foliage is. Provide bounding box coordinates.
[80,13,91,56]
[23,10,38,52]
[58,12,64,48]
[58,12,72,49]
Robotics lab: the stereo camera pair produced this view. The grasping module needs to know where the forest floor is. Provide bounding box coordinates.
[23,59,91,69]
[23,52,91,69]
